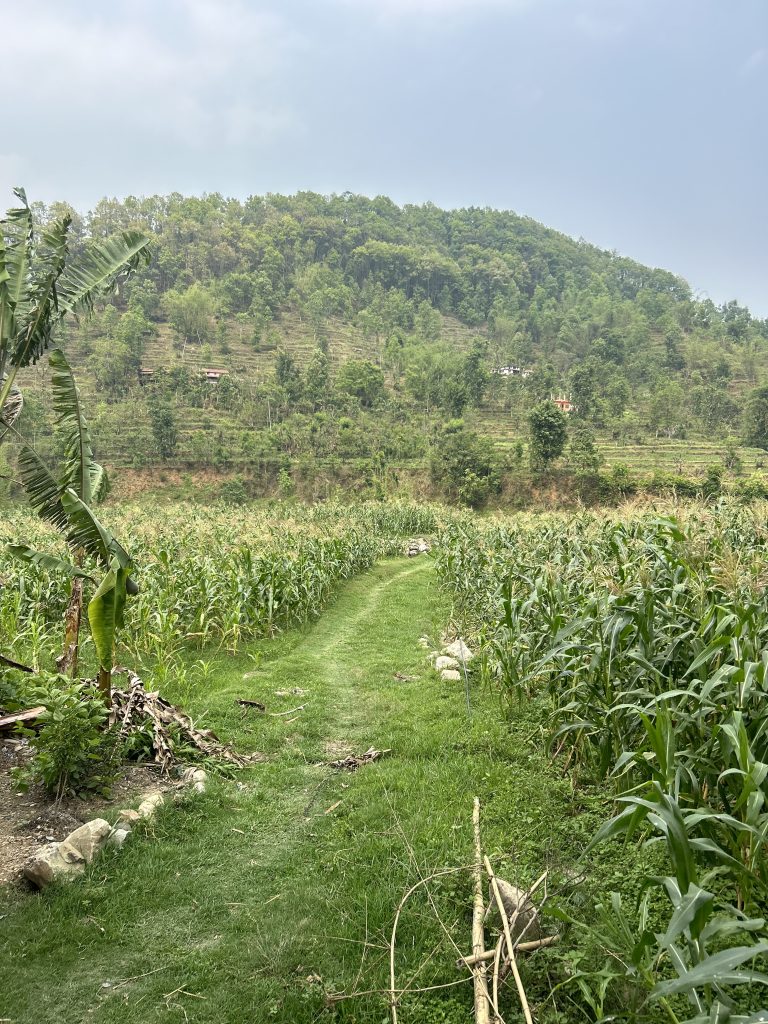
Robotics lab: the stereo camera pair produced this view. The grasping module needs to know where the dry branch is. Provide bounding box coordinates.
[328,747,391,771]
[111,669,264,773]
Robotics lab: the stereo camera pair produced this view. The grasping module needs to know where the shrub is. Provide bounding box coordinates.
[15,676,121,799]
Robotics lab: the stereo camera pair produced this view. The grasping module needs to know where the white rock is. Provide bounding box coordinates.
[23,841,85,888]
[116,809,141,829]
[485,880,541,942]
[137,793,165,819]
[444,639,474,663]
[107,828,131,849]
[64,819,111,863]
[441,669,462,682]
[417,637,431,649]
[192,769,207,794]
[435,656,459,672]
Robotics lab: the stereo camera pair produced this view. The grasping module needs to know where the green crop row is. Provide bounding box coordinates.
[435,501,768,1021]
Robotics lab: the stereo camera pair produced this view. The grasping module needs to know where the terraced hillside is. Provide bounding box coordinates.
[7,191,768,501]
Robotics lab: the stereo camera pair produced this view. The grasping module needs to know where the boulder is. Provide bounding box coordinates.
[435,656,459,672]
[64,819,111,862]
[116,809,141,830]
[107,828,131,849]
[440,669,461,682]
[23,841,85,888]
[485,880,541,943]
[443,639,474,664]
[191,769,207,794]
[137,793,165,819]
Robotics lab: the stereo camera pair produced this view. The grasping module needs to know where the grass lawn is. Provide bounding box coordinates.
[0,558,621,1024]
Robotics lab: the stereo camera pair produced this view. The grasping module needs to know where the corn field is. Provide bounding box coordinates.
[436,500,768,1017]
[0,500,445,677]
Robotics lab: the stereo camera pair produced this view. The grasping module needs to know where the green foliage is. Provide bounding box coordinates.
[336,359,385,407]
[528,401,568,471]
[149,398,178,458]
[14,675,119,797]
[429,421,500,507]
[568,425,602,474]
[436,503,768,1011]
[743,385,768,450]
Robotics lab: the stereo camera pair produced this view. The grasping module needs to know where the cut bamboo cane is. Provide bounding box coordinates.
[457,935,559,968]
[484,855,534,1024]
[472,798,491,1024]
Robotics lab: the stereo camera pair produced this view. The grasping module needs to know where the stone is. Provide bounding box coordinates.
[485,880,541,943]
[417,637,431,649]
[137,793,165,819]
[116,809,141,829]
[191,769,207,794]
[107,828,131,849]
[440,669,462,682]
[434,656,459,672]
[444,639,474,663]
[23,841,85,888]
[64,819,111,863]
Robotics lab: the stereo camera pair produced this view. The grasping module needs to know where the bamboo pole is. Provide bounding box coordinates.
[472,798,491,1024]
[484,855,534,1024]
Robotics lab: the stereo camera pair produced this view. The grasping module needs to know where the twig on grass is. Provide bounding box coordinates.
[109,965,170,990]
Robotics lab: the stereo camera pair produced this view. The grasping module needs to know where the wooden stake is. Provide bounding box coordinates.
[472,798,491,1024]
[484,855,534,1024]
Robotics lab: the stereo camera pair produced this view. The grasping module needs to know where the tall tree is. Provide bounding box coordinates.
[528,401,568,471]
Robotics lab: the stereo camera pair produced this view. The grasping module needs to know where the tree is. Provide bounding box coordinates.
[429,420,500,507]
[336,360,385,408]
[9,351,136,698]
[0,187,150,426]
[743,385,768,450]
[275,350,304,405]
[568,425,602,474]
[149,399,179,458]
[162,283,216,348]
[528,401,568,471]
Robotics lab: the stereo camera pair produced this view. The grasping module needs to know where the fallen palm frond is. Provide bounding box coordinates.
[110,669,264,773]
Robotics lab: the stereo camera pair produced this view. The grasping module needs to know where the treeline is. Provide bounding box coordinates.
[13,191,768,501]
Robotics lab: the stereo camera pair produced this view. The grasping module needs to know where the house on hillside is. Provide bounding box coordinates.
[202,368,228,382]
[138,367,154,383]
[492,365,532,378]
[552,394,575,413]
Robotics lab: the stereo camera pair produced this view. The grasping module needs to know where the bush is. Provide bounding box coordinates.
[14,676,121,798]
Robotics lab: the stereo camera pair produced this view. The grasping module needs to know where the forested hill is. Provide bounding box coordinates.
[11,191,768,503]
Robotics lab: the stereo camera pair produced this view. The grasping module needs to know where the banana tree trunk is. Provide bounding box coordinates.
[56,576,83,677]
[97,666,112,702]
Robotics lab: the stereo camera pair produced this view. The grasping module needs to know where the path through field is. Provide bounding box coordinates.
[0,558,585,1024]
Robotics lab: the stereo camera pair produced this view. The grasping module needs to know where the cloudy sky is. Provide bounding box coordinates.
[2,0,766,312]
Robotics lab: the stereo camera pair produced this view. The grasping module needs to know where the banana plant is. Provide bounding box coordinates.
[0,186,149,426]
[7,350,137,699]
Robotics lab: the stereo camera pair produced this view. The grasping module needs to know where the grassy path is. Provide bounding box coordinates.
[0,558,590,1024]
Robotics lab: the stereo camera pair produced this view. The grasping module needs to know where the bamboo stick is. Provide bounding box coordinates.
[472,798,491,1024]
[484,855,534,1024]
[457,935,559,968]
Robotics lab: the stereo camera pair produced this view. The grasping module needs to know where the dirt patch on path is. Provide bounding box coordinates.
[0,739,171,889]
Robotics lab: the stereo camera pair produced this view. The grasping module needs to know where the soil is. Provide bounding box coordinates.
[0,738,172,890]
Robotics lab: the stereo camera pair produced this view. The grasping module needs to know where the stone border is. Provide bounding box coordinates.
[22,768,208,888]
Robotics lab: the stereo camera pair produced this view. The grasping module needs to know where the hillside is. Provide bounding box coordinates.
[8,191,768,504]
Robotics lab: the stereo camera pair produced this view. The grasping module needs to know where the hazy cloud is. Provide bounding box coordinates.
[742,48,766,75]
[3,0,300,147]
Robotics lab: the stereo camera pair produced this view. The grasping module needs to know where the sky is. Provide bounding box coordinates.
[2,0,766,314]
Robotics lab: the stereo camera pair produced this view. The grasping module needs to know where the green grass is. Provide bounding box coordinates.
[0,558,624,1024]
